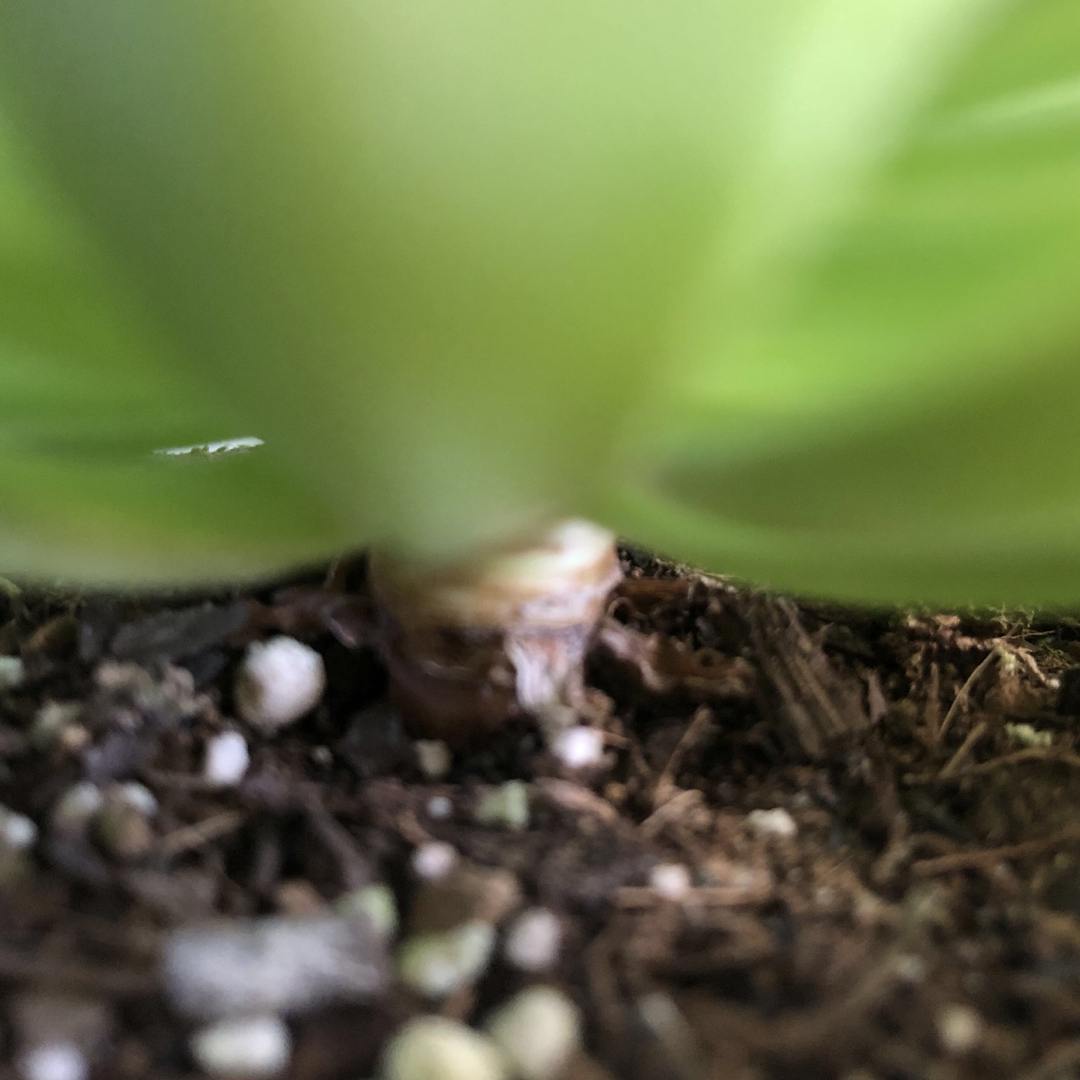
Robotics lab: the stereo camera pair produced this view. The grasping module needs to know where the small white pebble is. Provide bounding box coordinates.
[503,908,562,973]
[31,702,83,750]
[893,953,926,984]
[115,782,158,817]
[486,986,581,1080]
[50,783,103,833]
[190,1015,291,1078]
[1,808,38,851]
[310,745,333,766]
[382,1016,508,1080]
[551,726,605,770]
[1004,722,1053,749]
[415,740,452,780]
[336,884,399,938]
[235,636,326,735]
[1048,676,1062,690]
[426,795,453,820]
[746,808,797,840]
[475,781,530,831]
[204,731,250,787]
[936,1003,982,1055]
[397,921,496,998]
[649,863,692,901]
[0,654,25,690]
[411,842,458,881]
[16,1043,87,1080]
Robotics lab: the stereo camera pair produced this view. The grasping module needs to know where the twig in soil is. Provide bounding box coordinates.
[535,777,622,825]
[938,647,999,743]
[910,824,1080,877]
[616,877,773,909]
[1029,907,1080,955]
[158,810,247,857]
[938,720,989,778]
[640,788,706,842]
[300,791,375,889]
[0,948,156,998]
[751,598,868,758]
[907,747,1080,784]
[652,706,713,810]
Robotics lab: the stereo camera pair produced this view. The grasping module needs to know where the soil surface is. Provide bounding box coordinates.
[5,548,1080,1079]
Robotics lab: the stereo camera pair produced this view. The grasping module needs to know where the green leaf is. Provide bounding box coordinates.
[607,0,1080,606]
[0,118,345,584]
[2,1,1079,605]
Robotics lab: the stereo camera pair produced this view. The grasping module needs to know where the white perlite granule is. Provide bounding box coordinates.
[936,1003,982,1055]
[649,863,692,901]
[485,986,581,1080]
[235,637,326,735]
[745,808,797,839]
[16,1044,87,1080]
[411,842,458,881]
[204,731,251,786]
[503,908,562,973]
[382,1017,508,1080]
[0,807,38,851]
[397,922,495,998]
[190,1015,291,1078]
[162,915,388,1019]
[414,740,452,780]
[551,726,605,770]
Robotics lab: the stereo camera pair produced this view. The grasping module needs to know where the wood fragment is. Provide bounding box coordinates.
[938,720,989,778]
[938,648,999,742]
[158,810,247,857]
[911,825,1080,877]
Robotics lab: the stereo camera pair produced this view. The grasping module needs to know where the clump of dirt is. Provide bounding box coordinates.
[3,549,1080,1079]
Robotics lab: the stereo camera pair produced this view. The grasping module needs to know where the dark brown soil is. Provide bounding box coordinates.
[5,547,1080,1080]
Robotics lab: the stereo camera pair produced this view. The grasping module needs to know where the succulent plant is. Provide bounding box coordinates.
[0,2,1077,607]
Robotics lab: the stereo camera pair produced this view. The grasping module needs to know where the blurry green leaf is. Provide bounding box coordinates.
[2,1,1080,604]
[0,118,345,584]
[608,0,1080,606]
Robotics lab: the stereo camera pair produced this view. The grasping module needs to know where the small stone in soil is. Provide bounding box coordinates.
[50,783,103,834]
[415,739,452,780]
[411,842,458,881]
[11,994,113,1080]
[16,1043,87,1080]
[114,782,158,816]
[336,884,399,938]
[31,702,83,750]
[190,1015,291,1078]
[381,1016,508,1080]
[503,908,563,973]
[426,795,453,820]
[235,636,326,735]
[1,805,38,851]
[92,789,154,862]
[163,915,388,1019]
[745,807,797,839]
[0,654,26,689]
[936,1003,983,1055]
[397,920,496,998]
[486,986,582,1080]
[649,863,692,901]
[551,726,605,770]
[204,730,250,786]
[475,781,530,831]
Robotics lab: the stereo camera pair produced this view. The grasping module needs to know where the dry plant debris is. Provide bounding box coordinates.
[3,549,1080,1078]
